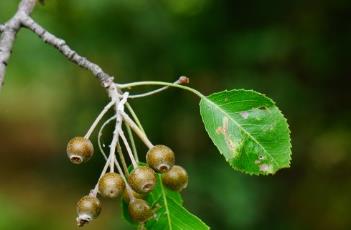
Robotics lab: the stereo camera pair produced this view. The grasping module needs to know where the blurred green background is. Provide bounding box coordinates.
[0,0,350,229]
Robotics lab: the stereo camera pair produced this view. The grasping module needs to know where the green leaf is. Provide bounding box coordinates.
[145,196,208,230]
[145,174,209,230]
[122,174,209,230]
[199,89,291,175]
[146,174,183,206]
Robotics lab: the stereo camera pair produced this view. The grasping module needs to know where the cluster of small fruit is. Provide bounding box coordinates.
[66,137,188,227]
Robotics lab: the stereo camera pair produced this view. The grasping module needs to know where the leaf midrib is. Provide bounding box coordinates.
[204,97,279,167]
[159,174,173,230]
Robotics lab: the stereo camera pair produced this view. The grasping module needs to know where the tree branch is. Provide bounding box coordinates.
[0,0,36,89]
[18,0,37,15]
[21,16,114,88]
[0,0,115,91]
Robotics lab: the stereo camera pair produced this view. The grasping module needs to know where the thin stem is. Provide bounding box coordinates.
[126,102,145,134]
[109,92,129,171]
[117,143,129,176]
[116,80,204,98]
[114,158,134,201]
[119,129,138,168]
[21,14,114,89]
[109,116,119,172]
[90,155,111,196]
[121,111,154,149]
[96,101,129,175]
[97,115,117,161]
[127,76,189,99]
[128,85,171,98]
[108,90,124,172]
[125,123,139,162]
[85,100,115,139]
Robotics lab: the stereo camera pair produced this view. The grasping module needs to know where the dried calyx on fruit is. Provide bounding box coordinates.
[146,145,175,173]
[67,137,94,164]
[162,165,188,192]
[66,79,192,227]
[76,195,101,227]
[98,172,125,198]
[128,166,156,194]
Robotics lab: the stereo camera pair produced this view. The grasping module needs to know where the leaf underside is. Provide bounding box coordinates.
[199,89,291,175]
[122,174,209,230]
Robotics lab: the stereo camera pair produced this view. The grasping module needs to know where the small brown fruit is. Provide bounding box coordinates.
[128,166,156,194]
[128,198,153,223]
[123,188,145,203]
[98,172,125,198]
[76,195,101,227]
[146,145,175,173]
[67,137,94,164]
[162,165,188,192]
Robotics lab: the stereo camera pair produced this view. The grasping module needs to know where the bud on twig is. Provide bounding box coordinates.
[178,76,190,85]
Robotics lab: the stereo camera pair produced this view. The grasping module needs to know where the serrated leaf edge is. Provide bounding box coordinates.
[199,89,292,176]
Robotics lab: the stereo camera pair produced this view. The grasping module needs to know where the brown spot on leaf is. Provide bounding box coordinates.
[216,117,236,152]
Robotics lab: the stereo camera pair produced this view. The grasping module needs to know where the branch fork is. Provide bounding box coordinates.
[1,3,197,225]
[0,0,114,91]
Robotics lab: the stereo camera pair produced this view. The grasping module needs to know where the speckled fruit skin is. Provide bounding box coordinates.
[146,145,175,173]
[98,172,125,198]
[128,198,153,223]
[128,166,156,194]
[76,195,101,220]
[162,165,188,192]
[66,136,94,164]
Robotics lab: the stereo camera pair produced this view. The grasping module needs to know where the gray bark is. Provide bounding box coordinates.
[0,0,114,91]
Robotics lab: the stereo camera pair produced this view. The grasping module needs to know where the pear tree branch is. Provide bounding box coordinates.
[0,0,37,88]
[0,0,114,91]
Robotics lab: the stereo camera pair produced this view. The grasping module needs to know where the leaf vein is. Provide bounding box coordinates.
[204,98,279,167]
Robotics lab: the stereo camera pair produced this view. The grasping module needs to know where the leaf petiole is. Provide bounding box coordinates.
[116,80,205,99]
